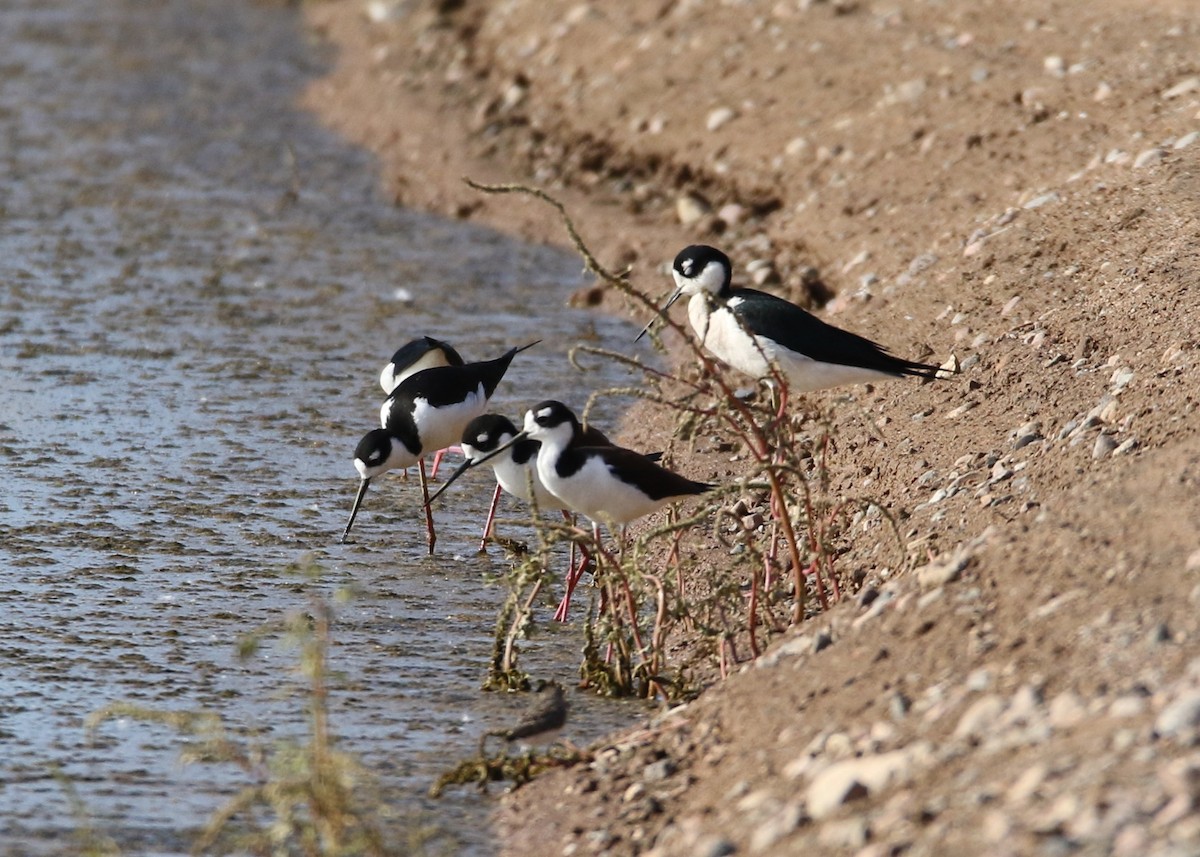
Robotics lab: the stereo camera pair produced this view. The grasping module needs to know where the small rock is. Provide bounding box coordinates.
[624,782,647,802]
[817,817,869,849]
[1001,295,1023,317]
[1133,148,1165,169]
[784,137,809,157]
[916,549,971,589]
[706,106,737,132]
[1175,131,1199,151]
[644,758,676,782]
[717,203,745,227]
[1155,692,1200,740]
[1108,436,1137,458]
[954,695,1007,741]
[696,836,737,857]
[1109,695,1147,718]
[1162,76,1200,99]
[1159,754,1200,801]
[1186,549,1200,574]
[1043,55,1066,76]
[676,194,711,225]
[749,802,803,853]
[1006,763,1048,804]
[1024,191,1060,209]
[1110,366,1135,389]
[806,746,929,819]
[1093,81,1113,101]
[813,630,834,654]
[1048,691,1087,729]
[1092,434,1118,460]
[944,401,977,420]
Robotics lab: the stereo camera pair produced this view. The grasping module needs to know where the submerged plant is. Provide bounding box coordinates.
[86,566,427,856]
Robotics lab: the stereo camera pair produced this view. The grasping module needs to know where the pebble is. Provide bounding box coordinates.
[706,106,737,132]
[1024,191,1060,209]
[1154,692,1200,739]
[1109,695,1147,718]
[805,746,929,819]
[1175,131,1199,150]
[749,802,802,852]
[676,194,711,225]
[696,836,737,857]
[1133,148,1165,169]
[817,817,869,849]
[785,136,809,157]
[1114,438,1138,456]
[916,550,971,589]
[1162,76,1200,99]
[644,758,676,782]
[944,401,977,420]
[1158,754,1200,800]
[1048,691,1087,729]
[954,695,1007,740]
[1001,295,1022,317]
[1043,55,1066,76]
[1186,549,1200,574]
[1092,433,1118,460]
[716,203,745,227]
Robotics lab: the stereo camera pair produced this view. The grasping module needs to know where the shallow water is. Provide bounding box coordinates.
[0,1,647,852]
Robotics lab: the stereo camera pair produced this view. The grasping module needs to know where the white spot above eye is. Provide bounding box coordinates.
[537,407,553,420]
[475,433,488,445]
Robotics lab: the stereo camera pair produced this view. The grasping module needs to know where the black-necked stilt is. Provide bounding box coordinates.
[517,400,711,528]
[378,336,465,394]
[379,336,466,477]
[341,342,537,552]
[639,245,940,404]
[428,412,648,621]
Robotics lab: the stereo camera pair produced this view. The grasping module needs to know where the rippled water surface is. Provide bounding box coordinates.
[0,1,647,852]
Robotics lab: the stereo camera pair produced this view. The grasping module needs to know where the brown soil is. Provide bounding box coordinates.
[301,1,1200,854]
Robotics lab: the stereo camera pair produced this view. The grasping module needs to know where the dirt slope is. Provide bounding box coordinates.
[301,1,1200,854]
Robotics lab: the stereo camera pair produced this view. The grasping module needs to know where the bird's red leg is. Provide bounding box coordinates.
[418,458,436,555]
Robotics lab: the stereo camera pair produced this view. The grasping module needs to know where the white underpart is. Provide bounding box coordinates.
[463,438,565,510]
[409,384,489,453]
[379,350,449,394]
[526,415,673,527]
[687,295,897,393]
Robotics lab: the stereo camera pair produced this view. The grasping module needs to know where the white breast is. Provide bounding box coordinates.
[536,449,671,526]
[409,383,488,454]
[688,295,772,379]
[491,453,565,510]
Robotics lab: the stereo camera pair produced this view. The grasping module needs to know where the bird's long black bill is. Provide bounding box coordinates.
[634,287,684,342]
[424,458,475,508]
[340,478,371,543]
[424,431,530,508]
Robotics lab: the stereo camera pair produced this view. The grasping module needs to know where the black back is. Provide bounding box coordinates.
[729,288,940,378]
[387,336,465,373]
[553,445,711,501]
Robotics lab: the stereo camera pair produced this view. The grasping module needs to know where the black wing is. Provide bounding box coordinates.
[594,447,712,501]
[729,287,939,379]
